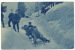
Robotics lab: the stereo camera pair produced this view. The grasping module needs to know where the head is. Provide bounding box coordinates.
[29,22,32,25]
[11,9,13,13]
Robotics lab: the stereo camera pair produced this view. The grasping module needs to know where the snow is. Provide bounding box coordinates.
[1,18,63,49]
[1,2,74,49]
[33,2,74,49]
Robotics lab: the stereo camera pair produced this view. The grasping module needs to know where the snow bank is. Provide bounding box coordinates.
[31,2,74,49]
[38,2,74,49]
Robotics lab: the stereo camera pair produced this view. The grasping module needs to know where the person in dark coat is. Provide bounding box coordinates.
[1,12,5,28]
[22,25,33,38]
[27,22,34,39]
[1,2,4,28]
[22,22,34,39]
[1,2,7,28]
[8,9,14,27]
[12,10,21,32]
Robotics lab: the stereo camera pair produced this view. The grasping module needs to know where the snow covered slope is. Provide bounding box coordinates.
[2,18,64,49]
[32,2,74,49]
[46,2,74,49]
[1,2,74,49]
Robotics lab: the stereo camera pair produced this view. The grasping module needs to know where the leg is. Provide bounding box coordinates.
[8,19,12,27]
[40,36,50,43]
[39,36,46,42]
[26,33,31,39]
[17,22,19,32]
[1,19,5,28]
[27,33,32,39]
[33,37,37,45]
[13,22,16,31]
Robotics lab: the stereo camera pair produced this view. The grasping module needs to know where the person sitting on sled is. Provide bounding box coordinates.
[22,23,34,39]
[22,25,50,45]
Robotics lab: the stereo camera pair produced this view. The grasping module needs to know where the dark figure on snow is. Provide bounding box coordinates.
[8,9,14,27]
[22,24,50,45]
[26,22,34,39]
[1,12,5,28]
[41,5,50,15]
[22,22,34,38]
[12,10,21,32]
[1,2,7,28]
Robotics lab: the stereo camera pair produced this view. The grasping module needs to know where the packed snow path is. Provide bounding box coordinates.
[1,17,64,49]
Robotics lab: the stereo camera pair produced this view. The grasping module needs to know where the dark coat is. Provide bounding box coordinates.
[1,13,4,20]
[12,13,20,23]
[8,13,14,20]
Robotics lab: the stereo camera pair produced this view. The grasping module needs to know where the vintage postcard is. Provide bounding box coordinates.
[1,2,74,49]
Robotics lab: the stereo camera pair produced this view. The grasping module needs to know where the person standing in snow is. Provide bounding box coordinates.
[8,9,14,27]
[1,2,7,28]
[1,12,5,28]
[12,10,21,32]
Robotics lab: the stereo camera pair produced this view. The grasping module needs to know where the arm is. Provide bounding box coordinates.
[18,14,21,20]
[1,13,4,18]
